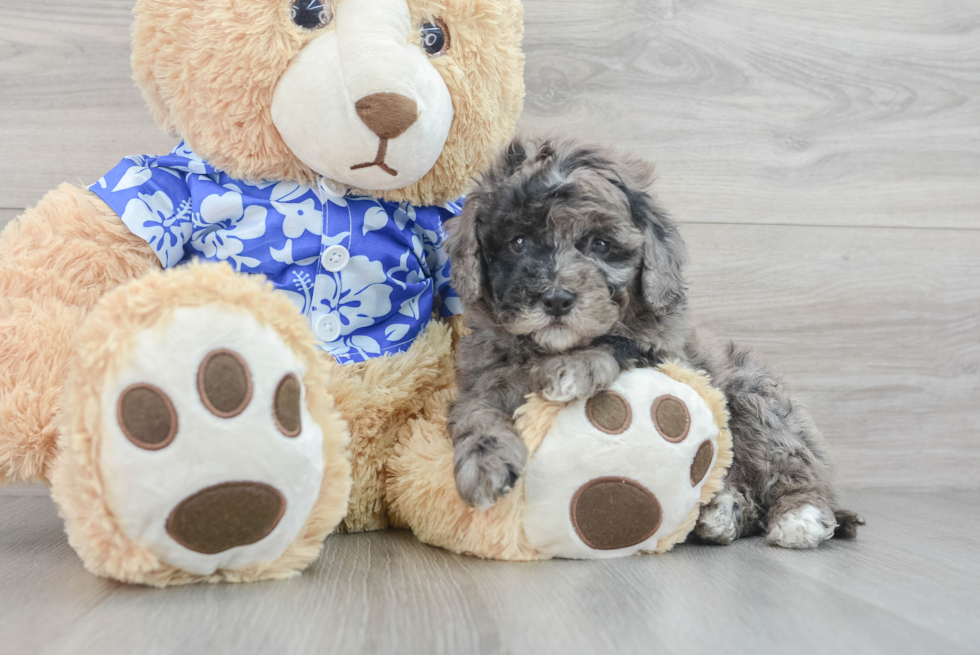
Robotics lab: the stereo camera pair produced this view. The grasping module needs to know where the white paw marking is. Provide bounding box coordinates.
[697,492,739,544]
[767,504,835,549]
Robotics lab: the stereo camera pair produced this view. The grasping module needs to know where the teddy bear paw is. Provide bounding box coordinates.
[98,306,326,575]
[521,368,724,559]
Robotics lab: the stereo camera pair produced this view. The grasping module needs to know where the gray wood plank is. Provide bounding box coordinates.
[683,223,980,490]
[768,489,980,651]
[0,482,49,497]
[0,496,119,653]
[0,209,19,232]
[0,490,968,655]
[0,1,176,211]
[520,0,980,230]
[2,0,978,230]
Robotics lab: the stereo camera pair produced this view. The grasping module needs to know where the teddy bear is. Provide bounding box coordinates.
[0,0,733,585]
[0,0,525,585]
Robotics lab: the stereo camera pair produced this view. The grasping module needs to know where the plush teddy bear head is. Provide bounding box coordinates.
[132,0,524,206]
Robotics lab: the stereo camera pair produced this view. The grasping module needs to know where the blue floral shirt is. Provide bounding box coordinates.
[90,142,463,364]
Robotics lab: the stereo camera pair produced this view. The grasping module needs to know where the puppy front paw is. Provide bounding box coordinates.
[694,492,742,545]
[533,352,620,402]
[454,431,528,510]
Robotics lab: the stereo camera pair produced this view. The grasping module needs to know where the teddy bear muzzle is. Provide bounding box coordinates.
[271,0,454,191]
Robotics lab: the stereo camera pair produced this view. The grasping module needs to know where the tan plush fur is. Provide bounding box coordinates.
[328,318,458,533]
[387,388,542,560]
[50,262,352,586]
[132,0,524,207]
[387,363,732,560]
[0,186,159,484]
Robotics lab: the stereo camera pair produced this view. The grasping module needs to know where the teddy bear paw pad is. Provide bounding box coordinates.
[523,369,721,559]
[99,306,325,575]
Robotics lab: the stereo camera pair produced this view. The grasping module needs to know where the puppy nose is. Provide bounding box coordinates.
[541,289,577,317]
[355,93,419,140]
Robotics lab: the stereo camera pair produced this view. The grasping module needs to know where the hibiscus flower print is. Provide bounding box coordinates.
[189,191,268,271]
[312,255,393,336]
[120,191,193,267]
[270,181,321,238]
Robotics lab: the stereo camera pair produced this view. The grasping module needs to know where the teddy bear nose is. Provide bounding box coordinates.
[355,92,419,140]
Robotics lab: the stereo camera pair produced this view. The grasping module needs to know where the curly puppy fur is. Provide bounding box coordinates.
[446,136,863,546]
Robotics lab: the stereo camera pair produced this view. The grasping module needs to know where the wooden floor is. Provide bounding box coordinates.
[1,0,979,652]
[0,487,977,654]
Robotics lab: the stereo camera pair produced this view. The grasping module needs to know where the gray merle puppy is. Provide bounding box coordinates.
[445,136,863,548]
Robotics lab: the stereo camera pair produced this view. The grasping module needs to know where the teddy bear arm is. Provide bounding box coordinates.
[0,184,159,483]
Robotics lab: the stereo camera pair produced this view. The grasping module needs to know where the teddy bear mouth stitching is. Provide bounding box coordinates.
[350,138,399,177]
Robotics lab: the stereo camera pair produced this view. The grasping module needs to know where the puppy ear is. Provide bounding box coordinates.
[616,158,688,313]
[446,198,486,312]
[640,209,687,313]
[446,136,534,313]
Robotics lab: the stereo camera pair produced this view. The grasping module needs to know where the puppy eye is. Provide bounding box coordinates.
[291,0,333,30]
[420,19,450,57]
[510,236,528,254]
[591,238,611,255]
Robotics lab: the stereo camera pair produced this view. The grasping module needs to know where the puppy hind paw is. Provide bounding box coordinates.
[454,434,526,510]
[767,504,836,549]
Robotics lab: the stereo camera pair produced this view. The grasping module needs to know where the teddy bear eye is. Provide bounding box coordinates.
[291,0,333,30]
[420,19,450,57]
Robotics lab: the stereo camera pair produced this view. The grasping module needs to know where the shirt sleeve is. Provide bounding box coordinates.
[417,198,465,318]
[89,155,196,269]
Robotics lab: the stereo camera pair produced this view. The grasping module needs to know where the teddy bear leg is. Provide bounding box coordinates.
[50,262,350,585]
[0,185,159,484]
[327,317,457,533]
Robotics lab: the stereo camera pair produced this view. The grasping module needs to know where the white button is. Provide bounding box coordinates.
[314,313,342,343]
[321,245,350,272]
[318,178,347,196]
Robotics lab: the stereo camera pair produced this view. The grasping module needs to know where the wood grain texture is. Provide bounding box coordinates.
[682,223,980,490]
[0,0,176,210]
[0,209,18,231]
[1,0,978,229]
[0,490,976,655]
[520,0,980,229]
